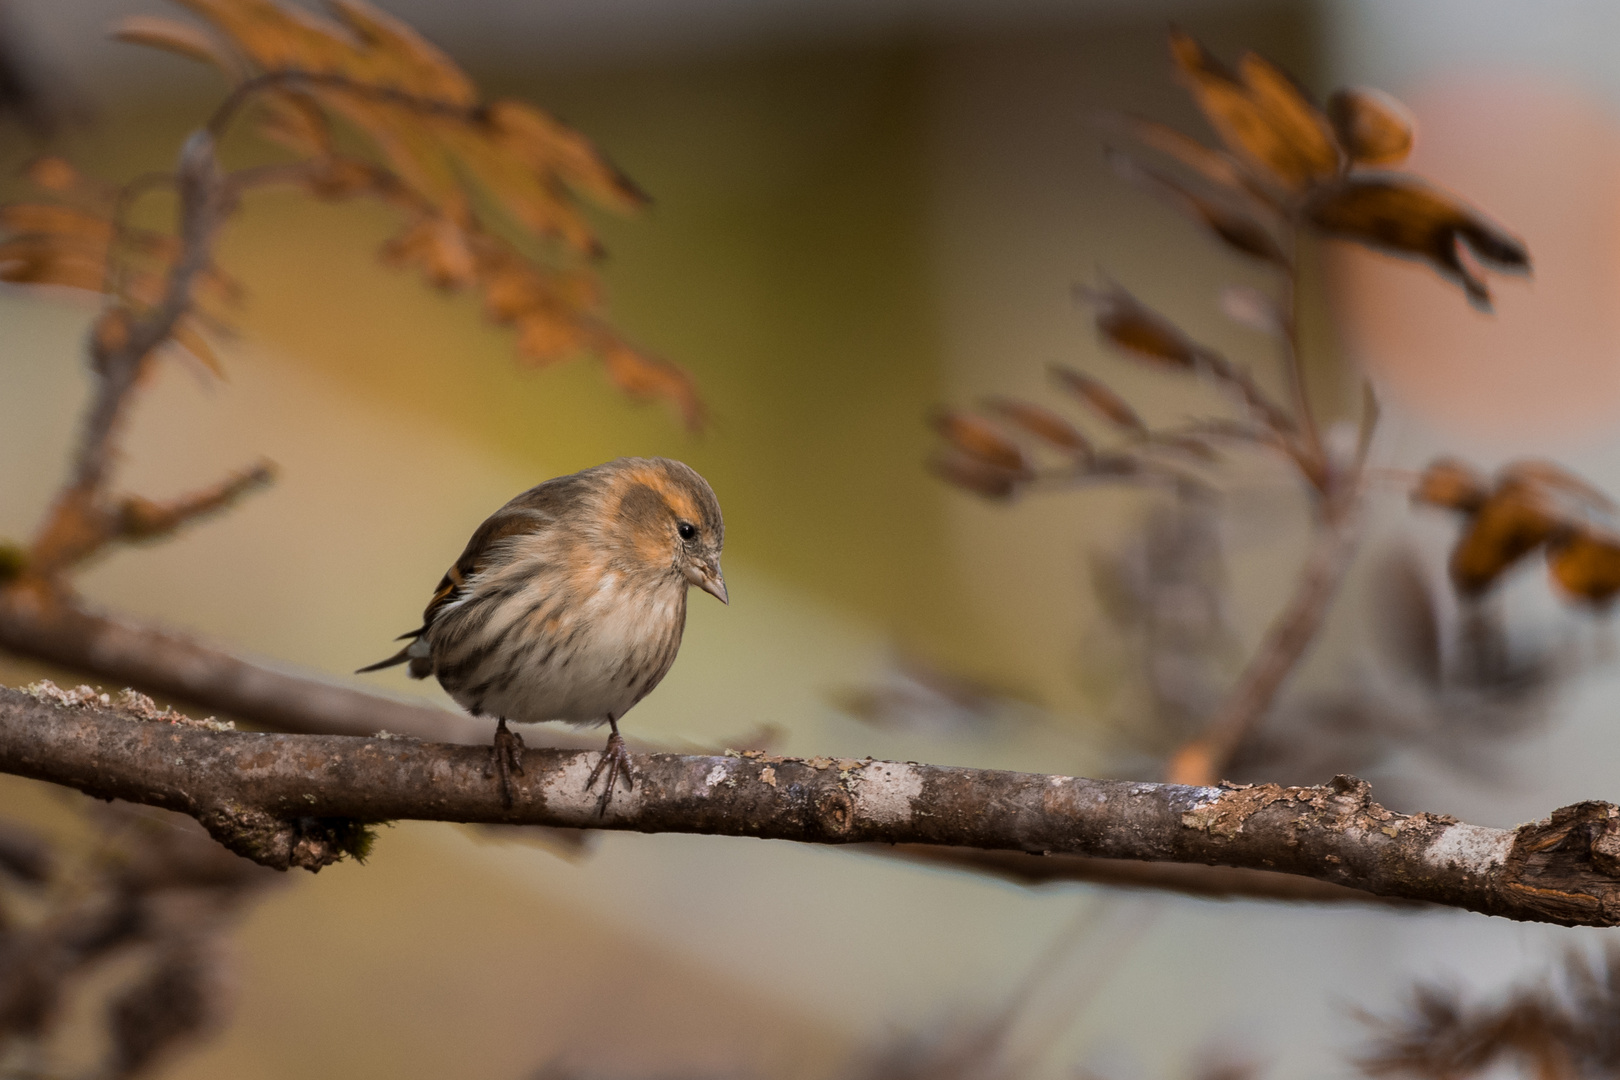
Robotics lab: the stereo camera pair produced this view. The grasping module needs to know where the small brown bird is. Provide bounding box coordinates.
[359,457,727,808]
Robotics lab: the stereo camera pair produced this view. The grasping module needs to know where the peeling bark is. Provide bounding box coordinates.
[1,687,1618,925]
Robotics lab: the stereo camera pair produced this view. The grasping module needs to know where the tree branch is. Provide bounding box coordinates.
[1166,507,1360,785]
[115,462,276,544]
[28,133,232,583]
[3,686,1618,926]
[0,608,1427,909]
[0,594,571,746]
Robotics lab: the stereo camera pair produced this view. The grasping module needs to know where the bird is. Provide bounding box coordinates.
[358,457,727,810]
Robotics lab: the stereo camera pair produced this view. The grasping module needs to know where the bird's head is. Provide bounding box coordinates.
[603,457,727,604]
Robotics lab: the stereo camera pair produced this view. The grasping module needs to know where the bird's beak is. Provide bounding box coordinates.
[685,560,728,605]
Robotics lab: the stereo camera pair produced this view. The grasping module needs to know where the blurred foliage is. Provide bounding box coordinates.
[2,0,700,427]
[1414,457,1620,605]
[1358,947,1620,1080]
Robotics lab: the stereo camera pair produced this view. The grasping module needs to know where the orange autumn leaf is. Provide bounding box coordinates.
[1547,530,1620,605]
[257,90,334,158]
[326,0,476,106]
[599,344,703,430]
[1306,177,1528,309]
[1079,282,1203,368]
[379,216,476,289]
[1168,29,1340,193]
[1412,458,1488,513]
[1327,87,1414,167]
[1448,485,1561,595]
[485,101,648,215]
[110,14,247,80]
[513,309,588,366]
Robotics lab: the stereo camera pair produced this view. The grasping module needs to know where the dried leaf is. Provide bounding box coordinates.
[380,216,476,289]
[513,308,588,366]
[24,157,83,194]
[1109,152,1287,264]
[484,100,648,215]
[1327,87,1414,167]
[1219,285,1281,335]
[173,0,349,75]
[598,342,703,430]
[327,0,476,106]
[1050,366,1148,433]
[982,398,1090,454]
[257,90,333,157]
[303,157,383,201]
[1448,486,1560,595]
[442,124,601,255]
[931,411,1028,472]
[1079,281,1203,367]
[1168,29,1340,192]
[478,253,599,324]
[1103,114,1269,204]
[1548,529,1620,604]
[0,203,115,246]
[1235,50,1342,179]
[1307,177,1529,308]
[324,94,468,217]
[1412,457,1487,512]
[0,237,107,292]
[929,452,1025,500]
[111,14,249,80]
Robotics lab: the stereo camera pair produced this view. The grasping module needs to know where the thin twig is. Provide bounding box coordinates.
[116,463,276,544]
[27,134,231,582]
[1274,220,1326,487]
[1166,501,1361,785]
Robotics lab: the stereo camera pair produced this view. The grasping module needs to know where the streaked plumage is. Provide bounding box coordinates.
[360,457,726,806]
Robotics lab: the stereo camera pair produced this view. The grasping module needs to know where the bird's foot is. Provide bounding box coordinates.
[483,719,526,808]
[585,730,634,816]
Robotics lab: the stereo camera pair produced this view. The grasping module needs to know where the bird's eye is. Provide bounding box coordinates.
[677,521,697,541]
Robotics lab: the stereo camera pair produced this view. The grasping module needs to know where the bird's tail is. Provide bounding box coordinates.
[356,628,429,675]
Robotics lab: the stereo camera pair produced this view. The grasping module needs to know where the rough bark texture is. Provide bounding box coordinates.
[3,686,1618,926]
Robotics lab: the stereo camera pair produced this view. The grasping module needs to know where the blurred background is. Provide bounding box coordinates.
[4,0,1620,1076]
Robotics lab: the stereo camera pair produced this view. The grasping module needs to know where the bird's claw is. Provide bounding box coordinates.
[585,731,634,816]
[484,720,526,808]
